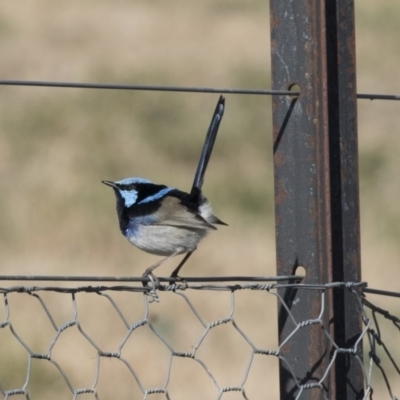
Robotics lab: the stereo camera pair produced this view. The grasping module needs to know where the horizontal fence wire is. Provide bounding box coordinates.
[0,275,303,283]
[1,80,400,100]
[0,279,398,399]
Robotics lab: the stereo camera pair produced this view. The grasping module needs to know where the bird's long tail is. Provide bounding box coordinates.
[170,96,225,278]
[191,95,225,194]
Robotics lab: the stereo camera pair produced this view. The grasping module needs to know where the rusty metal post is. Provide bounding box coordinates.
[269,0,363,399]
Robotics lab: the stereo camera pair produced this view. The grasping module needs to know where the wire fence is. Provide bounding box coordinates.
[0,279,399,399]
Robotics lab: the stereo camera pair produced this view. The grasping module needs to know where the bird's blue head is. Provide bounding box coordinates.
[102,177,174,208]
[102,177,152,207]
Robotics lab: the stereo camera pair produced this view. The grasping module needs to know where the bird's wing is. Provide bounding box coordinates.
[150,196,217,230]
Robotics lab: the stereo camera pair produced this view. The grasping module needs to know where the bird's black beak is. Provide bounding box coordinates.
[102,180,118,189]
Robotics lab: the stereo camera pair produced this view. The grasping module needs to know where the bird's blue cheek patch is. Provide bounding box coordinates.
[120,190,138,207]
[138,187,174,204]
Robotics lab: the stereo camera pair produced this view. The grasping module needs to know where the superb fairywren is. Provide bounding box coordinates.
[103,96,227,277]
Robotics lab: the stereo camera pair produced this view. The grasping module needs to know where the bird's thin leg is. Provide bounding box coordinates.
[170,251,193,278]
[143,248,185,277]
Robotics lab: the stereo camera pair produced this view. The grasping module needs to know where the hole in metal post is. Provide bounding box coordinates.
[294,265,306,278]
[288,83,301,97]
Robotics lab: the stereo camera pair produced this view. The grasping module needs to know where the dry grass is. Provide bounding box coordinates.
[0,0,399,398]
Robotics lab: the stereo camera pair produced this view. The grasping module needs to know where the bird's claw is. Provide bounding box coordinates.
[143,271,161,303]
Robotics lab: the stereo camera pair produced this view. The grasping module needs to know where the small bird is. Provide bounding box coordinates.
[103,96,227,277]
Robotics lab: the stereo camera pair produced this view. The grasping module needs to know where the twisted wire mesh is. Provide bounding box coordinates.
[0,280,398,399]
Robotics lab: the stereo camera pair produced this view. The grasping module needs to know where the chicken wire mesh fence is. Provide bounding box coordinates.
[0,279,399,400]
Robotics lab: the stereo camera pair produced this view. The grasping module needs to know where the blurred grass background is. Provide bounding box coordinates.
[0,0,399,398]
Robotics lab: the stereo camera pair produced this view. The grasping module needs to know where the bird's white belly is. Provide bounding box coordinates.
[127,225,208,256]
